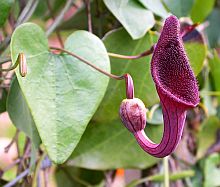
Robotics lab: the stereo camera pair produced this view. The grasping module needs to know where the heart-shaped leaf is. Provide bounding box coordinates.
[10,23,110,163]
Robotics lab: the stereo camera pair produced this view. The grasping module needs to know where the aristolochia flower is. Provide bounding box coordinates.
[120,15,199,158]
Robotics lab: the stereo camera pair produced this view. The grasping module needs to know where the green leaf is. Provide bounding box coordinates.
[138,0,169,18]
[184,42,206,76]
[94,29,159,123]
[191,166,203,187]
[203,154,220,187]
[206,9,220,48]
[7,78,41,148]
[163,0,194,18]
[1,167,16,182]
[0,88,8,113]
[69,120,162,169]
[190,0,215,23]
[103,0,155,39]
[196,116,220,159]
[10,23,110,164]
[0,0,13,27]
[182,25,206,76]
[34,0,66,19]
[209,50,220,103]
[55,166,104,187]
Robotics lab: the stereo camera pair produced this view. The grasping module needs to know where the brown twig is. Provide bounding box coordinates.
[5,130,19,153]
[17,138,31,176]
[46,0,73,36]
[43,168,49,187]
[4,168,30,187]
[46,0,64,48]
[2,159,21,176]
[84,0,93,33]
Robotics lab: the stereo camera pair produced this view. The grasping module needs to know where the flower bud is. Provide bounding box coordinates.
[19,53,27,77]
[119,98,147,133]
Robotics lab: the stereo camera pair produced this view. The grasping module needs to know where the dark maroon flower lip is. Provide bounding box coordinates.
[119,15,200,158]
[151,15,200,108]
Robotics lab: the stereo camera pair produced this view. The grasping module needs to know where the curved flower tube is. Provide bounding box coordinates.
[134,15,199,157]
[120,15,199,158]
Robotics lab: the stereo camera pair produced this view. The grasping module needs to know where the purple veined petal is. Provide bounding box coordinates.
[133,15,200,158]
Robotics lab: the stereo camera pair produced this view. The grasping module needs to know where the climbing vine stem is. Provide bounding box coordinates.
[108,45,155,59]
[50,46,127,80]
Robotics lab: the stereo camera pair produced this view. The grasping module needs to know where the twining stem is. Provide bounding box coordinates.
[0,53,26,78]
[0,45,153,81]
[0,45,154,66]
[50,47,136,98]
[50,46,125,80]
[108,45,155,59]
[106,22,199,61]
[180,23,199,38]
[0,61,19,71]
[50,45,155,81]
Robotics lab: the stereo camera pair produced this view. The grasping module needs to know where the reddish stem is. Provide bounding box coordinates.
[124,74,134,99]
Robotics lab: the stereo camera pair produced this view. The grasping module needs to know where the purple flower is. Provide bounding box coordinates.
[120,15,199,158]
